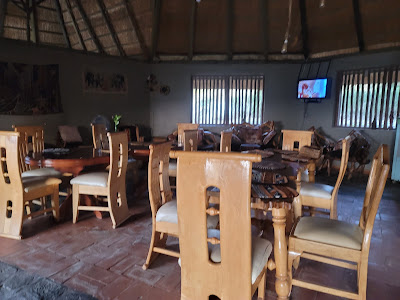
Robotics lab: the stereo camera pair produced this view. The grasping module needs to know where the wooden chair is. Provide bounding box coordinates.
[170,151,272,300]
[288,144,390,300]
[91,123,109,150]
[300,136,351,219]
[169,129,198,178]
[143,142,218,270]
[0,131,61,240]
[281,129,313,151]
[220,130,232,152]
[177,123,199,145]
[71,132,130,228]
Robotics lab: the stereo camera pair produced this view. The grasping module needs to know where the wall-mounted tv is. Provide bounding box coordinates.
[297,78,328,99]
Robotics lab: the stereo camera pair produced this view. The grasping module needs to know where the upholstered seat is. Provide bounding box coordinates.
[293,216,364,250]
[210,236,273,284]
[300,182,334,199]
[22,176,62,193]
[156,199,219,229]
[70,172,108,187]
[168,161,177,177]
[21,167,62,179]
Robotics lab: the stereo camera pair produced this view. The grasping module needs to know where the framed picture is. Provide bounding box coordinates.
[83,69,127,94]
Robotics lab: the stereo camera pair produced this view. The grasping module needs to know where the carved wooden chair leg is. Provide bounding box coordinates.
[25,201,33,219]
[257,271,266,300]
[51,187,60,221]
[358,262,368,300]
[72,188,79,224]
[288,251,301,280]
[143,231,167,270]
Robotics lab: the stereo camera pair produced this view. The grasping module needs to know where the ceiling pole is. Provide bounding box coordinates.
[64,0,86,51]
[55,0,71,48]
[73,0,104,54]
[299,0,309,60]
[30,0,39,43]
[0,0,8,37]
[96,0,125,57]
[25,0,30,42]
[188,0,197,61]
[227,0,233,60]
[151,0,161,61]
[260,0,268,61]
[352,0,364,52]
[122,0,150,60]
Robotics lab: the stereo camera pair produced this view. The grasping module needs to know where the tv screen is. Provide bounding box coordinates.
[297,78,328,99]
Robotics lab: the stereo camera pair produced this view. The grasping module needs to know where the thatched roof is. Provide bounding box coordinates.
[0,0,399,62]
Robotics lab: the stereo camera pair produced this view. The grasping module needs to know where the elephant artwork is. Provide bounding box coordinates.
[83,70,127,94]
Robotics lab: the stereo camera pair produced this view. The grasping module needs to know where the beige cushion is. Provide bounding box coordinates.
[210,235,273,284]
[21,168,62,179]
[22,176,62,193]
[294,216,364,250]
[169,161,177,177]
[300,182,334,199]
[156,200,219,229]
[70,172,108,187]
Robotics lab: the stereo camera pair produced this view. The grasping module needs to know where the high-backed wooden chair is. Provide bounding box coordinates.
[143,142,218,270]
[169,129,198,178]
[91,123,109,150]
[220,130,232,152]
[281,129,313,151]
[170,151,272,300]
[300,136,351,219]
[71,132,130,228]
[177,123,199,145]
[288,144,390,300]
[0,131,61,240]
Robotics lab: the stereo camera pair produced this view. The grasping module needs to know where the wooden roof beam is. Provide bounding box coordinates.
[122,0,149,60]
[227,0,233,60]
[73,0,104,54]
[96,0,125,57]
[260,0,268,60]
[352,0,364,52]
[188,0,197,61]
[64,0,86,51]
[0,0,8,37]
[151,0,161,61]
[10,0,25,12]
[299,0,309,60]
[30,0,39,43]
[54,0,71,48]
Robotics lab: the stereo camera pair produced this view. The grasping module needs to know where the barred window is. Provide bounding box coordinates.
[336,67,400,129]
[192,75,264,125]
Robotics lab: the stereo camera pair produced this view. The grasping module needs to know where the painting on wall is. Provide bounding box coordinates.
[83,69,127,94]
[0,62,62,115]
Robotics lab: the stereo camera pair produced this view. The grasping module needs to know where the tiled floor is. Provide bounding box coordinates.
[0,174,399,299]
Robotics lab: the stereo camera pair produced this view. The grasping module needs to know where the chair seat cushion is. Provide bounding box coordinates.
[21,168,62,179]
[210,235,272,284]
[22,177,62,193]
[70,172,108,187]
[300,182,334,199]
[168,161,177,177]
[294,216,364,250]
[156,200,219,229]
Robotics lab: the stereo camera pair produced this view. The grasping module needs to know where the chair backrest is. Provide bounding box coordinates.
[331,136,352,200]
[0,131,24,238]
[107,132,129,226]
[220,130,232,152]
[177,123,199,145]
[282,129,313,151]
[58,125,83,147]
[170,151,261,299]
[148,142,173,218]
[13,125,44,173]
[183,130,198,151]
[359,145,390,251]
[91,123,109,150]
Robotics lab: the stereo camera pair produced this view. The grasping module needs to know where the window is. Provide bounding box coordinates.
[192,75,264,125]
[336,67,400,129]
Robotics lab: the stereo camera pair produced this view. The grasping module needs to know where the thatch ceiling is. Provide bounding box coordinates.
[0,0,399,62]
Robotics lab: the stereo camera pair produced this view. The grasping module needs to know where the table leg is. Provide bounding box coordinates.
[272,207,290,299]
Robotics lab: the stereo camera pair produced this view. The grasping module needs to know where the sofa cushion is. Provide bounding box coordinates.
[237,127,262,144]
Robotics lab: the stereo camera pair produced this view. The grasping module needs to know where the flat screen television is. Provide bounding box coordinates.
[297,78,328,99]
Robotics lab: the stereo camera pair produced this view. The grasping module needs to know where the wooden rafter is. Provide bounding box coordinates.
[55,0,71,48]
[30,0,39,43]
[64,0,86,51]
[10,0,25,11]
[260,0,268,60]
[151,0,161,61]
[122,0,149,60]
[26,0,30,42]
[352,0,364,52]
[73,0,104,54]
[188,0,197,61]
[299,0,309,59]
[96,0,125,56]
[0,0,8,37]
[227,0,233,60]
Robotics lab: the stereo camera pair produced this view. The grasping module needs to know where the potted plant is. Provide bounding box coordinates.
[112,114,122,132]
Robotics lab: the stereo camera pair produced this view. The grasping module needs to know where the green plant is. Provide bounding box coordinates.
[112,114,122,132]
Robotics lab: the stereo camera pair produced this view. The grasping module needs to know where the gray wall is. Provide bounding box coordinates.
[0,38,149,144]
